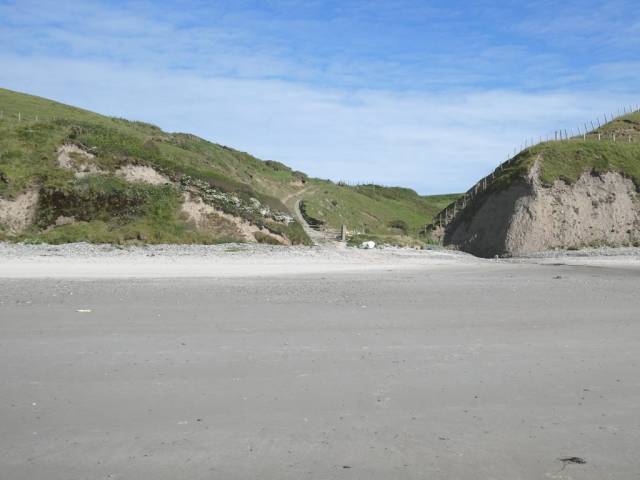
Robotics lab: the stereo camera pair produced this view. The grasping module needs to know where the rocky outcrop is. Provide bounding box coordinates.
[444,163,640,257]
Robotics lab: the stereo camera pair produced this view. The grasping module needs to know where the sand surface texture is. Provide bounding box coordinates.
[1,244,639,479]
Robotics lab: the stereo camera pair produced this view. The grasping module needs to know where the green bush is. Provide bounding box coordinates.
[388,219,409,234]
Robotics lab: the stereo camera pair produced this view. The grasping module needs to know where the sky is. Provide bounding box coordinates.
[0,0,638,194]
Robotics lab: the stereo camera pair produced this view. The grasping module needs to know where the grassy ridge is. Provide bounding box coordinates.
[1,87,452,244]
[0,89,309,244]
[488,140,640,193]
[486,112,640,194]
[536,141,640,186]
[536,111,640,185]
[299,182,460,236]
[0,88,304,204]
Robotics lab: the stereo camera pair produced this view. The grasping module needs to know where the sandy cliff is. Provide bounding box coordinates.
[444,161,640,257]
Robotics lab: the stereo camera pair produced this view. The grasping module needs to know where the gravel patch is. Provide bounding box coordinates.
[514,246,640,258]
[0,242,483,278]
[2,242,639,278]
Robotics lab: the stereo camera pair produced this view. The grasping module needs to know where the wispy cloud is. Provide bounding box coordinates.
[0,0,637,193]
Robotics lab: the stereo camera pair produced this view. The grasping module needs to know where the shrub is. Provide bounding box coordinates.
[388,219,409,234]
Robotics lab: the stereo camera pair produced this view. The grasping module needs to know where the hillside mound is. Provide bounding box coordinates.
[0,88,452,246]
[434,111,640,257]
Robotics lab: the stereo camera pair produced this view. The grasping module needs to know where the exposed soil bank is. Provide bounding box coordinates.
[0,190,39,234]
[444,165,640,257]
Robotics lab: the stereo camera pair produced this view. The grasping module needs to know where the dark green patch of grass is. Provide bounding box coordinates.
[25,219,237,245]
[36,175,179,226]
[354,184,421,202]
[23,175,242,245]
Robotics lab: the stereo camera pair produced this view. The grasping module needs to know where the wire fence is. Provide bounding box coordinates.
[0,110,60,123]
[429,103,640,231]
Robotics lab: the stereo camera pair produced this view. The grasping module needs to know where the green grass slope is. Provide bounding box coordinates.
[429,110,640,235]
[0,88,311,244]
[489,112,640,193]
[299,182,458,238]
[0,87,453,245]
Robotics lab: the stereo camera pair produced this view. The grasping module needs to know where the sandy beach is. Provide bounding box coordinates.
[0,243,486,278]
[1,244,639,479]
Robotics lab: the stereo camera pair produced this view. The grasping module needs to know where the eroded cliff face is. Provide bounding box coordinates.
[0,190,39,235]
[444,164,640,257]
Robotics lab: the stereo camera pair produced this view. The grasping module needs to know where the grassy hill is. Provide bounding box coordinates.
[300,183,458,245]
[434,110,640,256]
[488,111,640,194]
[0,88,453,245]
[430,110,640,226]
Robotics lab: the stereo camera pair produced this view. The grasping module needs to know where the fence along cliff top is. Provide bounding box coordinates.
[429,104,640,230]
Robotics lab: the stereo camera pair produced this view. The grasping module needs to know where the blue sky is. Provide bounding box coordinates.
[0,0,638,193]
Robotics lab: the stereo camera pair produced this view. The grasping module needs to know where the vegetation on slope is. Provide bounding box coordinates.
[485,111,640,194]
[0,87,453,245]
[297,181,459,238]
[0,88,310,244]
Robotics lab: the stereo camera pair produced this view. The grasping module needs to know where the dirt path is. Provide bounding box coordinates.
[281,186,310,206]
[279,183,336,246]
[293,198,336,246]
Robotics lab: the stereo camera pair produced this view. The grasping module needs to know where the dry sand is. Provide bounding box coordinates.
[0,243,482,278]
[1,243,639,479]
